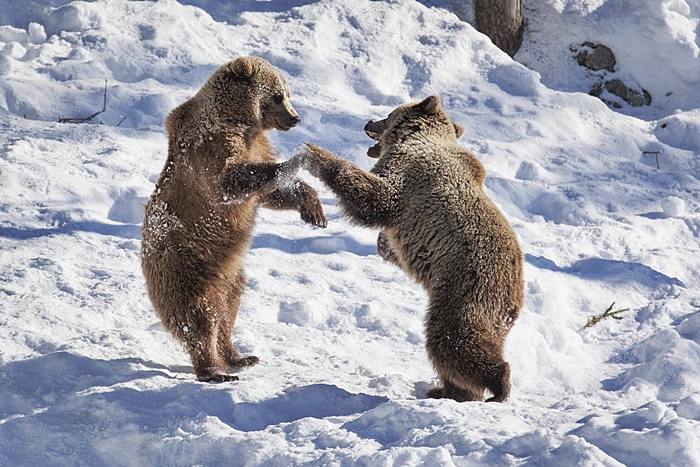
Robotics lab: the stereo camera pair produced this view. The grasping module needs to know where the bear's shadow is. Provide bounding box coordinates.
[0,351,388,438]
[525,254,685,288]
[232,384,389,431]
[252,232,377,256]
[0,221,141,241]
[179,0,319,22]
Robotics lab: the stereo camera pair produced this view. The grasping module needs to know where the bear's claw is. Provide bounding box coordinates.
[199,374,240,383]
[228,355,260,369]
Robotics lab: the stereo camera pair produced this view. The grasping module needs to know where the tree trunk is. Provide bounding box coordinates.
[475,0,524,57]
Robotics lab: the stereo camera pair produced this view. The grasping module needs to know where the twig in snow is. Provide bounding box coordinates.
[583,302,630,330]
[643,150,661,170]
[59,80,108,124]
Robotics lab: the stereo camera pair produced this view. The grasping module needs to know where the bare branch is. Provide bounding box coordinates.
[59,80,108,124]
[643,151,661,170]
[583,302,630,330]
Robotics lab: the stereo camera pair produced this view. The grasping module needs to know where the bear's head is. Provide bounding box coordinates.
[198,56,300,133]
[364,95,464,158]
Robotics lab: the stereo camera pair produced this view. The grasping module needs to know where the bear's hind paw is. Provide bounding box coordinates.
[228,355,260,369]
[199,374,240,383]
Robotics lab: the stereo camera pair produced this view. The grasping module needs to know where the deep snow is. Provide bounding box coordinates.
[1,0,699,465]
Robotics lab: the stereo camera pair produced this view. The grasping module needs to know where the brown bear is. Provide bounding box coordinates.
[141,56,327,383]
[296,95,523,402]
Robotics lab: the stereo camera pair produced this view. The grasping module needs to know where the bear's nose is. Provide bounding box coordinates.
[289,115,301,126]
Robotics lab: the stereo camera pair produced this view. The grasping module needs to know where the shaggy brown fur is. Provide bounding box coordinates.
[141,57,327,382]
[297,96,523,402]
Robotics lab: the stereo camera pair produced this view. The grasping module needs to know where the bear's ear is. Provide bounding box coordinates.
[419,95,441,114]
[231,57,255,79]
[453,122,465,139]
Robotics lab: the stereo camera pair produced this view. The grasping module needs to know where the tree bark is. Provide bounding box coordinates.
[475,0,524,57]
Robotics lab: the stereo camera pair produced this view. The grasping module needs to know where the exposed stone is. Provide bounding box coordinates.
[575,42,616,72]
[574,41,651,108]
[589,82,603,98]
[605,79,652,107]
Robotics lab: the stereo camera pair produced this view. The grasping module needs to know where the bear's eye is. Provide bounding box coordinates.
[273,94,284,105]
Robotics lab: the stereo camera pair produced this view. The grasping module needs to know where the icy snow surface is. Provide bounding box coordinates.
[1,0,699,465]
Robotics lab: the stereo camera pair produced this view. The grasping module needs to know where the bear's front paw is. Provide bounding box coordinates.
[277,156,303,186]
[296,143,331,177]
[299,202,328,229]
[299,190,328,228]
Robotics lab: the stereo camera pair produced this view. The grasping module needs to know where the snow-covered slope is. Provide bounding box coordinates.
[1,1,699,465]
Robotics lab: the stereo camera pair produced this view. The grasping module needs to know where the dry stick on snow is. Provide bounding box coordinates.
[643,150,661,170]
[59,80,108,124]
[583,302,631,330]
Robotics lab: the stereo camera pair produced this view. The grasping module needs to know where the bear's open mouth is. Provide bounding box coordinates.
[364,119,385,158]
[365,129,381,141]
[367,144,381,158]
[365,130,381,157]
[364,119,385,141]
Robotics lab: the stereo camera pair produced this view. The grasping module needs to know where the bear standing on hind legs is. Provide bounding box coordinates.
[141,57,327,383]
[297,96,523,402]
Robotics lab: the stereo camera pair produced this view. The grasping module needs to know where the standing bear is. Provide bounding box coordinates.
[297,96,523,402]
[141,56,327,383]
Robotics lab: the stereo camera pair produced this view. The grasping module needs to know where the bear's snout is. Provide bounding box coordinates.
[364,120,384,141]
[275,113,301,131]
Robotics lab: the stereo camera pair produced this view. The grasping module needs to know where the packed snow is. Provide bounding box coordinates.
[1,0,699,465]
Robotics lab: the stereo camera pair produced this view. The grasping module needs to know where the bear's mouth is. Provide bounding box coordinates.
[274,115,301,132]
[364,119,385,158]
[365,129,381,141]
[364,120,384,141]
[366,143,381,158]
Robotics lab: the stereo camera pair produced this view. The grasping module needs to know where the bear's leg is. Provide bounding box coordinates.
[424,339,486,402]
[424,306,497,402]
[183,309,237,383]
[484,360,511,402]
[217,271,260,370]
[427,380,484,402]
[217,320,259,369]
[425,386,444,399]
[298,144,393,227]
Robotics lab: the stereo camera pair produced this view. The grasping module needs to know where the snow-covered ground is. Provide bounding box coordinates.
[1,0,699,465]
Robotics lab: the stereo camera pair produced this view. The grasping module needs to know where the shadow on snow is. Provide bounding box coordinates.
[525,254,685,289]
[178,0,319,23]
[0,351,387,463]
[252,232,377,256]
[0,222,142,241]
